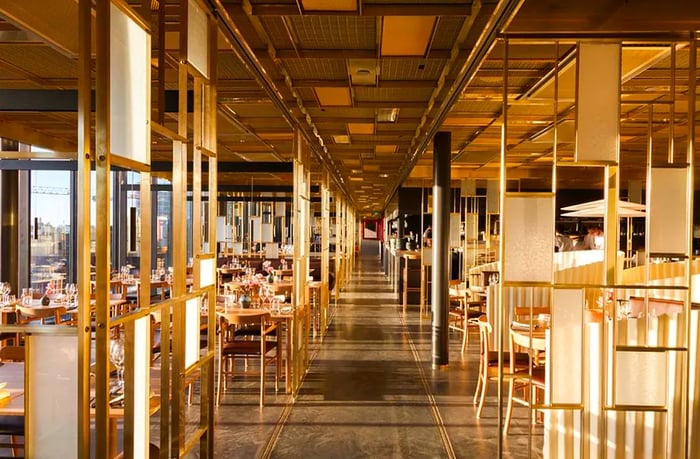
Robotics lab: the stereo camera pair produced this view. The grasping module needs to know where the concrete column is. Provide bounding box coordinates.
[431,131,451,367]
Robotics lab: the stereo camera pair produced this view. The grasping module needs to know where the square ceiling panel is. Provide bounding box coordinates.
[381,16,437,56]
[348,123,374,135]
[301,0,357,12]
[315,87,352,106]
[375,145,397,154]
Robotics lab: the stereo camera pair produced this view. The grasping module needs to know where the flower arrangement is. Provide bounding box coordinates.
[237,274,264,297]
[262,260,274,274]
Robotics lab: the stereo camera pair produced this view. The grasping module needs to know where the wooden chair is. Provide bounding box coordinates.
[0,346,25,362]
[15,305,73,326]
[0,346,24,457]
[216,311,280,407]
[503,328,546,434]
[448,281,483,353]
[474,315,531,418]
[512,306,551,325]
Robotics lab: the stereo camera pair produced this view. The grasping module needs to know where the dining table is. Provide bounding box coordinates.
[215,306,295,393]
[511,321,548,351]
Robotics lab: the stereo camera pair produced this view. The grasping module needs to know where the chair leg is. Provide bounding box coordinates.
[216,356,222,406]
[476,376,488,418]
[259,353,266,407]
[473,371,482,406]
[460,315,468,354]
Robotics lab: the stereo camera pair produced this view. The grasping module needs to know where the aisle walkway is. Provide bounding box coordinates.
[210,241,542,458]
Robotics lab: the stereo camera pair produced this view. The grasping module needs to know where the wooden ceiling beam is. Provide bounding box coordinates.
[246,2,472,17]
[0,120,76,152]
[272,48,453,59]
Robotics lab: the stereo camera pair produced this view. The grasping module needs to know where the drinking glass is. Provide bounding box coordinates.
[110,336,125,392]
[65,283,77,305]
[271,298,280,314]
[0,282,10,304]
[21,288,33,305]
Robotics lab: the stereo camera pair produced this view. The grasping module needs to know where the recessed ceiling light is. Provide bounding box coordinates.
[379,173,389,178]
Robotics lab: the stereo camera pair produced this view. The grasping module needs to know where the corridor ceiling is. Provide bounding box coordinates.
[0,0,699,215]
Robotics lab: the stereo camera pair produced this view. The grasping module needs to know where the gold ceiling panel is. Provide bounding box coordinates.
[347,123,375,135]
[315,87,352,106]
[380,16,437,57]
[300,0,357,12]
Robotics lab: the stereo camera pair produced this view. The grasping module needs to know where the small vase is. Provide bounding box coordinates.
[239,294,251,309]
[267,273,275,284]
[41,295,51,306]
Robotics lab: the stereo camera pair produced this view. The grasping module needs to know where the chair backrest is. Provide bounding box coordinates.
[513,306,550,324]
[0,345,25,362]
[16,305,70,325]
[220,310,270,328]
[477,315,492,355]
[16,305,58,321]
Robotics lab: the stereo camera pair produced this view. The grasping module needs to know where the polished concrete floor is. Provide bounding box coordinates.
[205,241,543,458]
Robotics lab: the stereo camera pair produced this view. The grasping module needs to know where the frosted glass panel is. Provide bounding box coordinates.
[132,316,150,458]
[551,289,583,404]
[487,180,499,214]
[275,202,286,215]
[110,3,150,165]
[576,42,620,162]
[461,179,476,197]
[200,257,215,288]
[252,217,262,241]
[217,216,231,243]
[265,243,279,259]
[449,213,461,248]
[262,223,273,242]
[615,350,667,406]
[185,297,200,368]
[649,167,688,254]
[422,247,432,266]
[187,0,209,78]
[27,335,78,458]
[503,194,554,282]
[466,213,478,240]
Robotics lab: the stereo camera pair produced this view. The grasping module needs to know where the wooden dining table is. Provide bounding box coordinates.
[215,306,295,393]
[511,322,548,351]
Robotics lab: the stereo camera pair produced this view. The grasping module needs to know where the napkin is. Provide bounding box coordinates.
[0,389,11,401]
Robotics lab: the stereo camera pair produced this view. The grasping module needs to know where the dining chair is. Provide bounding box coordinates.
[448,281,483,353]
[512,306,551,324]
[474,315,531,418]
[0,346,24,458]
[503,328,546,434]
[216,311,281,407]
[15,305,72,326]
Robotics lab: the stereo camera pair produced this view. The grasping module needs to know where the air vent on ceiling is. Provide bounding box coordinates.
[377,108,399,123]
[348,59,378,86]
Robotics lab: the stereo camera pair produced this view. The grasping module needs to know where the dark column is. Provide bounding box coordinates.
[0,171,19,291]
[431,131,451,367]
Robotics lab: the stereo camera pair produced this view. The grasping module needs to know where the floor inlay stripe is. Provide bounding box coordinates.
[401,312,457,459]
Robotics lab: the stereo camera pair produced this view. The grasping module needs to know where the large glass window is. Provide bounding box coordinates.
[30,170,71,292]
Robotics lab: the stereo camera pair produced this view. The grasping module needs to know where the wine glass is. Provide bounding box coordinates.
[109,336,125,392]
[260,284,272,309]
[0,282,10,304]
[65,283,77,305]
